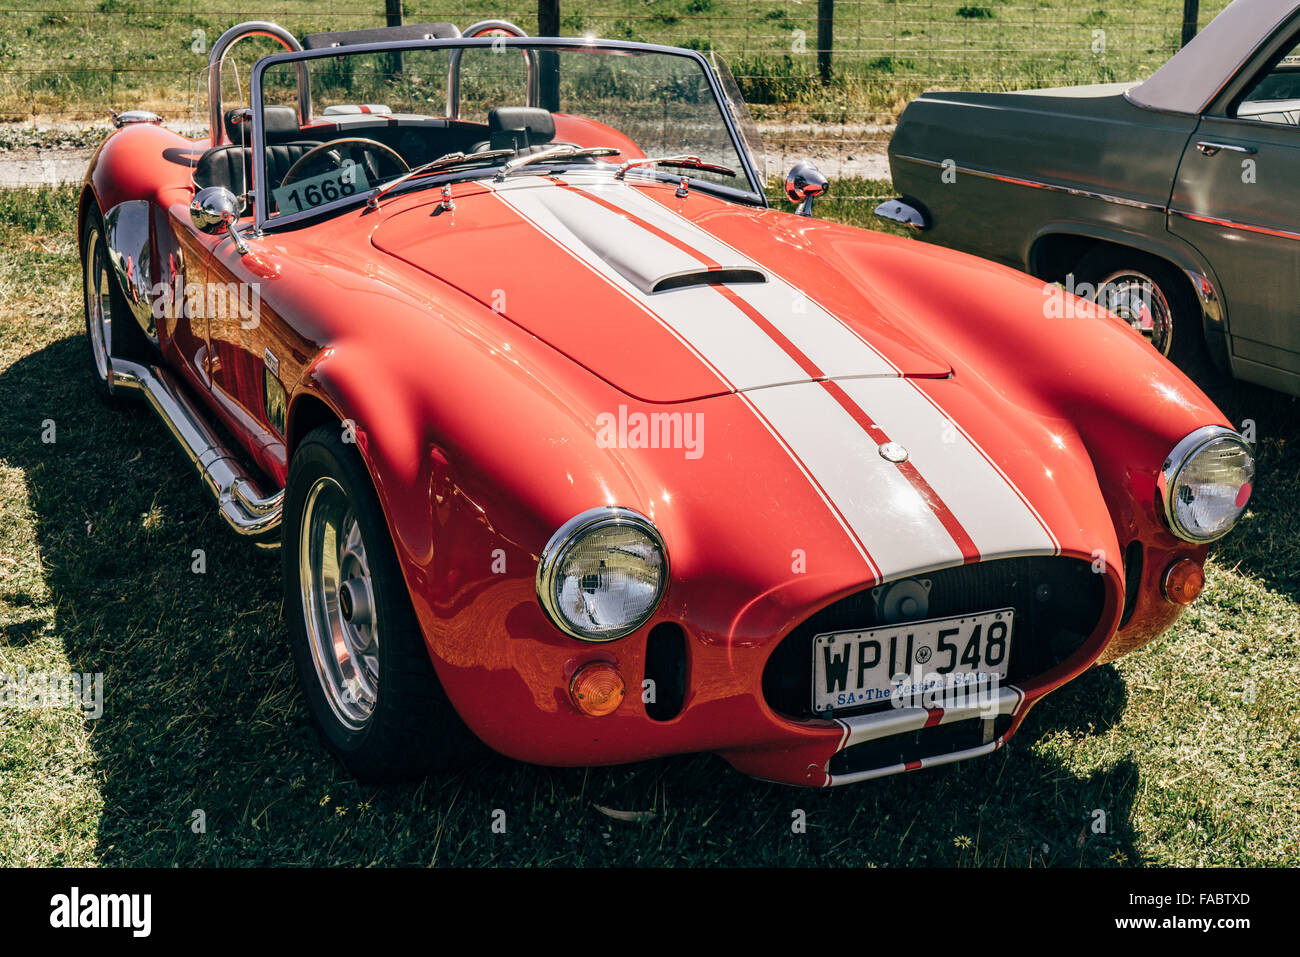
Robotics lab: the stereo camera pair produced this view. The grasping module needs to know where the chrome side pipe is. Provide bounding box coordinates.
[109,359,284,547]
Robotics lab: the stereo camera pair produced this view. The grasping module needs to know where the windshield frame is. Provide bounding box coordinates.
[248,36,767,231]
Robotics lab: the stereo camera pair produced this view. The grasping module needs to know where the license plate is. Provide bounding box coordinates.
[812,608,1014,714]
[271,160,371,215]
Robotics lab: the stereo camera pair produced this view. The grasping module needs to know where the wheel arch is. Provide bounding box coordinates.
[1024,223,1231,373]
[286,390,346,461]
[77,183,100,245]
[285,352,440,574]
[283,386,415,561]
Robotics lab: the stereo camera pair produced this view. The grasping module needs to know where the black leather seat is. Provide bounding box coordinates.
[194,104,322,197]
[193,141,323,198]
[469,106,562,154]
[222,104,302,146]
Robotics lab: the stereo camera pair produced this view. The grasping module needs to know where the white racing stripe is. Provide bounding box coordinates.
[491,179,810,393]
[573,174,900,380]
[835,378,1058,558]
[487,174,1058,573]
[570,173,1059,561]
[745,382,965,575]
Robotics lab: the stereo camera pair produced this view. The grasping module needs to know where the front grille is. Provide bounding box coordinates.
[762,556,1107,720]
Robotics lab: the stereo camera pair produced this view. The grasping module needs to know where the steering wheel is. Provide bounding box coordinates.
[279,137,410,189]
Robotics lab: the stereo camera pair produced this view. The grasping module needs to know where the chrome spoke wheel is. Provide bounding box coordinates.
[84,226,113,381]
[300,476,380,730]
[1096,270,1174,357]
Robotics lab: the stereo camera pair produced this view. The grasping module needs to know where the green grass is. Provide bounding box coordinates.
[0,184,1297,866]
[0,1,1232,124]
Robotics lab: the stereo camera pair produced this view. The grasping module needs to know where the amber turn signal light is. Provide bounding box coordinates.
[569,662,625,717]
[1162,559,1205,605]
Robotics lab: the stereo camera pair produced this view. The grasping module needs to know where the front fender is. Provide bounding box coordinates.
[82,123,202,352]
[1026,220,1232,372]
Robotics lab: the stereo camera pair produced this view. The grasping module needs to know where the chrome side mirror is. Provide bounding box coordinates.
[190,186,249,254]
[785,160,829,218]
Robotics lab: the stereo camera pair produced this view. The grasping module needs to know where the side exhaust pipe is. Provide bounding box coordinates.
[110,359,283,548]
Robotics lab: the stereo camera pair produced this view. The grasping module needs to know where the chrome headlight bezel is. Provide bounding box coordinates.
[535,506,669,642]
[1157,425,1254,544]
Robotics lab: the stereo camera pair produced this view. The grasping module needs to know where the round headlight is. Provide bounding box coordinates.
[536,507,668,641]
[1159,426,1254,543]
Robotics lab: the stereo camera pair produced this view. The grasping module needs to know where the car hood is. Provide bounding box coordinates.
[370,171,952,402]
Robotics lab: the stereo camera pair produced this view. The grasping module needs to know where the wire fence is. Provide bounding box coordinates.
[0,1,1230,186]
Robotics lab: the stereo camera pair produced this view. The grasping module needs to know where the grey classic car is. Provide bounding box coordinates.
[879,0,1300,396]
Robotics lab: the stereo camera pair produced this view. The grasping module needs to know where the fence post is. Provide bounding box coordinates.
[385,0,404,74]
[1181,0,1199,47]
[538,0,561,111]
[538,0,560,36]
[817,0,834,83]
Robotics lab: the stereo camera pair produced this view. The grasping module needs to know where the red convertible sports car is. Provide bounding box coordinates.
[80,20,1255,786]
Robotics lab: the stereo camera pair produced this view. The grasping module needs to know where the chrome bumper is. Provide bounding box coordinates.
[823,684,1024,786]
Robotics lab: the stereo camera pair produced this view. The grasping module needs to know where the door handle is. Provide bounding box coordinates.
[1196,141,1258,157]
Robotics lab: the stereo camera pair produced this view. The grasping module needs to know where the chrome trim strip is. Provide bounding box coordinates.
[893,154,1167,212]
[832,685,1022,753]
[1181,265,1226,329]
[109,359,284,545]
[1171,207,1300,243]
[535,506,668,641]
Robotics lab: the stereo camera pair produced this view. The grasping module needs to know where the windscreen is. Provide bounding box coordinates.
[256,43,758,220]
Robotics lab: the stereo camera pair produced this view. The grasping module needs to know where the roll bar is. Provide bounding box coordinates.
[447,20,536,119]
[208,19,535,145]
[208,21,309,148]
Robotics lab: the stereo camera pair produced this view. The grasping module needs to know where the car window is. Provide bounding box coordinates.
[1237,38,1300,126]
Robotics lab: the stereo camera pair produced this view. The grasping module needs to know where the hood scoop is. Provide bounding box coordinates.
[369,179,953,403]
[651,267,766,294]
[542,186,767,295]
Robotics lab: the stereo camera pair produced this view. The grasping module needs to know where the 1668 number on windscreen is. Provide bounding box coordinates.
[272,160,371,215]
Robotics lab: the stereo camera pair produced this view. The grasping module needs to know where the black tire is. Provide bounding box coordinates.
[79,205,154,406]
[283,423,477,782]
[1073,246,1212,380]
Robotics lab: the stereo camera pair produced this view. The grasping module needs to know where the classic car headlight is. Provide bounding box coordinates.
[536,507,668,641]
[1159,426,1254,543]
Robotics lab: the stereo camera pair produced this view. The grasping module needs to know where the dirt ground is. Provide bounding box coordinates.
[0,120,893,188]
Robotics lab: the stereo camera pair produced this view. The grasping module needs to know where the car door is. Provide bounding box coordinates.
[162,201,224,393]
[1169,35,1300,388]
[203,232,290,483]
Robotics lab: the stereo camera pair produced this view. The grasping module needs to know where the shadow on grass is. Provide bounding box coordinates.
[1,333,1146,866]
[1200,374,1300,606]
